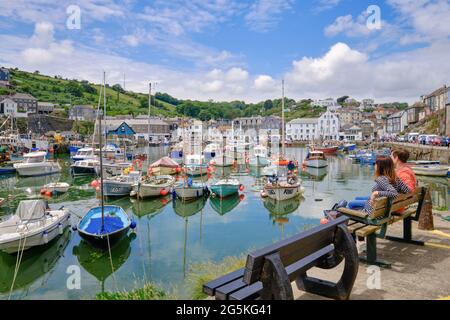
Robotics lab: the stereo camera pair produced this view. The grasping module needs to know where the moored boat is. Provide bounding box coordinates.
[249,145,270,167]
[0,200,70,254]
[210,178,241,198]
[102,171,141,197]
[304,150,327,168]
[43,182,70,194]
[71,159,100,176]
[185,154,208,176]
[148,156,180,175]
[131,175,175,199]
[173,177,208,200]
[263,175,304,201]
[13,151,61,177]
[71,147,96,161]
[314,146,338,154]
[411,165,448,177]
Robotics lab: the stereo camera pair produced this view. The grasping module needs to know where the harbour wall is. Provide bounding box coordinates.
[381,142,450,164]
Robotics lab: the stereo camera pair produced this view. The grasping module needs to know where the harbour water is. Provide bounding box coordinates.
[0,147,448,299]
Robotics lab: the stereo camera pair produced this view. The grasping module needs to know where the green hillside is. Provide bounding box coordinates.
[1,68,325,121]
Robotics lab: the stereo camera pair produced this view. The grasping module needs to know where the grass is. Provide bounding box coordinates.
[433,205,448,212]
[96,283,174,300]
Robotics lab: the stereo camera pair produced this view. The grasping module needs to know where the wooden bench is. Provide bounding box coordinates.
[203,216,359,300]
[335,186,428,268]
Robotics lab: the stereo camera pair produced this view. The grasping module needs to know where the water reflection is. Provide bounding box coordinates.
[209,193,243,216]
[0,229,71,295]
[72,233,135,293]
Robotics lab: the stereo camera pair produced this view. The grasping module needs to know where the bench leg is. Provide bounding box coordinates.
[385,217,425,246]
[359,233,391,268]
[260,252,294,300]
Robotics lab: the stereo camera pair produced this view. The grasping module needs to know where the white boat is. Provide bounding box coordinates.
[411,165,448,177]
[71,147,96,161]
[13,151,61,177]
[131,175,176,198]
[304,151,328,168]
[263,175,304,201]
[70,159,100,176]
[203,143,220,161]
[102,171,141,197]
[102,161,133,177]
[0,200,70,254]
[43,182,70,194]
[185,154,208,176]
[102,143,125,160]
[249,145,269,167]
[173,179,207,199]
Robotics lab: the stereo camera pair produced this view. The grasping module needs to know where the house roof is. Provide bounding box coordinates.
[288,118,318,124]
[424,85,448,99]
[0,93,36,101]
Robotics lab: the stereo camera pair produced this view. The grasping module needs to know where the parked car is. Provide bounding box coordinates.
[441,136,450,147]
[418,135,427,145]
[430,136,443,146]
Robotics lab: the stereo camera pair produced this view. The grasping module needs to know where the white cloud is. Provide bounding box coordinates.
[245,0,293,32]
[226,68,249,82]
[315,0,341,12]
[254,75,277,91]
[325,11,383,37]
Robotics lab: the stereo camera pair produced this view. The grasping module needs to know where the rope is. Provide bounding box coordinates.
[105,233,118,292]
[8,230,28,300]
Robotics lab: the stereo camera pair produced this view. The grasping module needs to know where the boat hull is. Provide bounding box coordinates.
[185,165,208,176]
[264,184,304,201]
[412,166,448,177]
[249,156,269,167]
[103,181,133,197]
[210,184,239,198]
[134,182,173,198]
[71,165,97,176]
[305,159,328,168]
[315,147,338,154]
[14,162,61,177]
[174,185,206,199]
[0,167,16,175]
[0,212,70,254]
[149,166,177,175]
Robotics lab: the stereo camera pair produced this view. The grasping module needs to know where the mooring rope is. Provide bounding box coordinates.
[106,233,118,292]
[8,230,28,300]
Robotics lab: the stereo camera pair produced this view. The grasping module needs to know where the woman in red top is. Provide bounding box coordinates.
[391,149,416,192]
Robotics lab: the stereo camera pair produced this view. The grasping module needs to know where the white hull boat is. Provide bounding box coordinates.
[131,175,176,198]
[305,159,328,168]
[14,151,61,177]
[44,182,70,194]
[173,182,206,199]
[263,176,304,201]
[0,200,70,254]
[249,156,270,167]
[411,165,448,177]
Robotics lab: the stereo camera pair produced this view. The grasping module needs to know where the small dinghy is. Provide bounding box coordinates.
[78,205,132,247]
[0,200,70,254]
[43,182,70,194]
[263,175,304,201]
[131,175,175,199]
[173,177,208,200]
[210,178,242,198]
[304,151,328,168]
[411,165,448,177]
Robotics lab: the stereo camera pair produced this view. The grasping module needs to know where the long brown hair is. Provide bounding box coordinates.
[375,156,396,184]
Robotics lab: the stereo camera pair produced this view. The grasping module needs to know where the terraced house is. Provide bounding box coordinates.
[0,93,37,114]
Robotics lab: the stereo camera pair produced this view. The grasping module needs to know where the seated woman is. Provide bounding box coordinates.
[347,156,411,216]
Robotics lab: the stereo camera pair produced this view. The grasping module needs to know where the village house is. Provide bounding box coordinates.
[0,97,27,118]
[360,98,375,111]
[232,116,281,132]
[385,110,408,135]
[37,102,55,114]
[318,109,340,140]
[339,124,362,141]
[313,98,341,110]
[360,119,375,140]
[286,118,319,141]
[0,93,38,114]
[422,85,448,113]
[336,108,362,125]
[103,117,171,144]
[69,105,97,121]
[406,103,426,125]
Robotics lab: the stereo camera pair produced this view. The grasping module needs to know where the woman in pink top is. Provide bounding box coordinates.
[391,149,416,192]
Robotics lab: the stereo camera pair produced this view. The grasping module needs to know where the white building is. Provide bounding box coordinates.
[286,118,319,141]
[339,124,363,141]
[0,97,28,118]
[318,109,340,140]
[313,98,341,110]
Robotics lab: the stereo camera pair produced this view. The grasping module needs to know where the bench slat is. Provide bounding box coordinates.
[203,268,244,296]
[215,278,248,300]
[229,282,263,300]
[244,216,348,284]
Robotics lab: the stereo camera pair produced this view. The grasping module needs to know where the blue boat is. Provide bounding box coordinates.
[343,144,356,152]
[0,166,16,175]
[78,205,132,247]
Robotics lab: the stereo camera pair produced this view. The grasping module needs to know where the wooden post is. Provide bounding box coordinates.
[419,187,434,230]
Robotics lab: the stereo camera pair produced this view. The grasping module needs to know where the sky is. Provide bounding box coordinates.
[0,0,449,103]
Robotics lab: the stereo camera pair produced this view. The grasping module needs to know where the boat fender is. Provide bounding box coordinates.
[130,221,137,230]
[58,223,64,235]
[71,225,78,231]
[172,190,177,200]
[239,184,245,191]
[43,231,49,244]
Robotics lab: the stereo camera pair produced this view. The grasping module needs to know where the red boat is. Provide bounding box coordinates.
[314,146,339,154]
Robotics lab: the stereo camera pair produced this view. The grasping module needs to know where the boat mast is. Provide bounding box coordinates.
[147,82,151,171]
[281,79,285,159]
[99,72,106,229]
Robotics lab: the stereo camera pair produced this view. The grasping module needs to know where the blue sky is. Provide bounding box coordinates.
[0,0,449,103]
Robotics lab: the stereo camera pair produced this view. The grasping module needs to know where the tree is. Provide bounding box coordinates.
[198,110,211,121]
[66,81,83,97]
[263,100,273,110]
[112,84,125,94]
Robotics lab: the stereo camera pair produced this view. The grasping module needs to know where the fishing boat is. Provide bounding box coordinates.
[304,150,328,168]
[210,178,241,198]
[169,143,184,165]
[77,72,135,248]
[314,146,338,155]
[411,165,448,177]
[0,165,16,175]
[173,177,208,200]
[148,156,180,175]
[263,175,304,201]
[70,159,100,176]
[43,182,70,194]
[185,154,208,176]
[342,143,356,152]
[0,200,70,254]
[102,143,124,160]
[131,175,175,199]
[102,171,141,197]
[13,151,61,177]
[71,147,96,161]
[249,145,270,167]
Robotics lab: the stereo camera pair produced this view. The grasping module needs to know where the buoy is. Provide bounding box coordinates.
[45,191,53,197]
[160,188,169,196]
[71,225,78,231]
[130,221,137,229]
[176,167,182,173]
[320,218,329,225]
[160,198,168,205]
[239,184,245,191]
[239,194,245,201]
[40,188,46,195]
[58,223,64,235]
[43,231,49,244]
[91,180,99,188]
